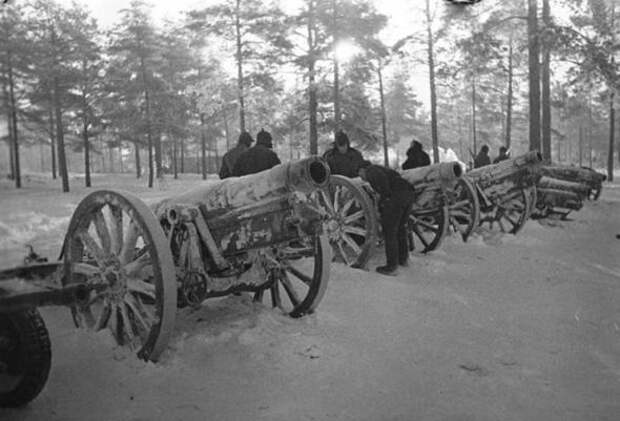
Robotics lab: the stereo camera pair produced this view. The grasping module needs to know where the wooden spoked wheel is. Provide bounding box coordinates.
[63,190,177,362]
[253,234,331,318]
[489,188,533,234]
[407,206,449,253]
[312,175,377,269]
[0,309,51,407]
[448,177,480,242]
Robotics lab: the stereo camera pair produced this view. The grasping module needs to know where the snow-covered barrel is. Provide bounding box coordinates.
[153,156,330,258]
[399,162,463,211]
[540,165,606,200]
[537,176,590,199]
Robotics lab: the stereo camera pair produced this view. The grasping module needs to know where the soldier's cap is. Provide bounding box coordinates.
[335,130,350,147]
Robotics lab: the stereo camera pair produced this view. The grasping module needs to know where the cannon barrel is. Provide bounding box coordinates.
[399,162,463,211]
[541,165,606,184]
[537,176,589,199]
[156,156,329,213]
[467,151,542,190]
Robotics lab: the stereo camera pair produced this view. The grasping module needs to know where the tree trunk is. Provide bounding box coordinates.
[578,125,583,166]
[7,50,20,188]
[224,112,231,151]
[134,141,141,178]
[425,0,439,163]
[505,37,513,149]
[528,0,541,152]
[48,106,56,179]
[2,64,15,180]
[180,137,185,173]
[173,134,178,179]
[471,77,477,155]
[377,64,389,166]
[610,94,615,182]
[332,0,340,133]
[200,113,207,180]
[541,0,551,161]
[139,56,154,188]
[83,115,91,187]
[118,143,123,173]
[588,100,593,168]
[235,0,246,132]
[307,0,318,155]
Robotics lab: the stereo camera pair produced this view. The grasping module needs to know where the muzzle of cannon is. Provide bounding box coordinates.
[540,165,606,200]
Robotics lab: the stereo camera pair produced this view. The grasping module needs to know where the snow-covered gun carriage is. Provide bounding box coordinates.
[465,151,542,234]
[0,156,332,407]
[540,165,606,201]
[312,162,480,269]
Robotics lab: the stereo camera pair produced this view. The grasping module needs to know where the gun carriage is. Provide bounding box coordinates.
[0,157,331,407]
[465,151,542,234]
[312,162,480,269]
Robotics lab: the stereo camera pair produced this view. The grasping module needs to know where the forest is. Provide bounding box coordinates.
[1,0,619,192]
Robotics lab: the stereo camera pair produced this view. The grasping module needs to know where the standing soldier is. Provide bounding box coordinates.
[219,131,253,179]
[358,160,415,276]
[232,128,281,176]
[402,139,431,170]
[323,130,364,178]
[493,146,510,164]
[473,145,491,169]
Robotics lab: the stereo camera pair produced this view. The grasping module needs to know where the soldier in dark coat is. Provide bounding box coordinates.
[493,146,510,164]
[473,144,491,169]
[358,161,416,276]
[232,128,281,177]
[402,140,431,170]
[219,131,253,179]
[323,130,364,178]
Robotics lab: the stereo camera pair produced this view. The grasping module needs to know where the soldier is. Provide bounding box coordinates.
[232,128,281,176]
[358,160,415,276]
[402,139,431,170]
[493,146,510,164]
[323,130,364,178]
[474,144,491,169]
[219,131,253,179]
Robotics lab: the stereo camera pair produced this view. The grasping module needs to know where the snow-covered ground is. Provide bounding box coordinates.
[1,172,620,421]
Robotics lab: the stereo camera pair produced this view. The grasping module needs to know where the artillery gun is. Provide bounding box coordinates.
[0,157,331,407]
[312,162,479,269]
[465,151,542,234]
[540,165,606,200]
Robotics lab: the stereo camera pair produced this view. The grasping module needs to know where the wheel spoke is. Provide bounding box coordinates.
[320,189,335,215]
[93,210,112,253]
[336,240,352,266]
[108,304,121,344]
[124,251,152,277]
[109,207,124,255]
[78,231,107,266]
[411,224,430,248]
[344,210,365,224]
[502,213,519,228]
[333,186,341,213]
[119,301,137,345]
[413,218,439,232]
[253,289,265,302]
[449,199,471,210]
[127,278,156,299]
[72,262,100,277]
[279,272,301,308]
[270,281,281,308]
[94,299,111,331]
[339,197,355,217]
[342,225,367,237]
[120,222,140,265]
[341,233,362,255]
[125,294,150,335]
[284,263,313,286]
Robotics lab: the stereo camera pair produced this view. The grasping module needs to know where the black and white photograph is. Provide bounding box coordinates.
[0,0,619,419]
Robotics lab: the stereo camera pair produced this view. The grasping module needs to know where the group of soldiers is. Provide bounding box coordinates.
[218,129,435,277]
[473,145,510,169]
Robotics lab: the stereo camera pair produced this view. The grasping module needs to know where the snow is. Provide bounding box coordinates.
[1,173,620,420]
